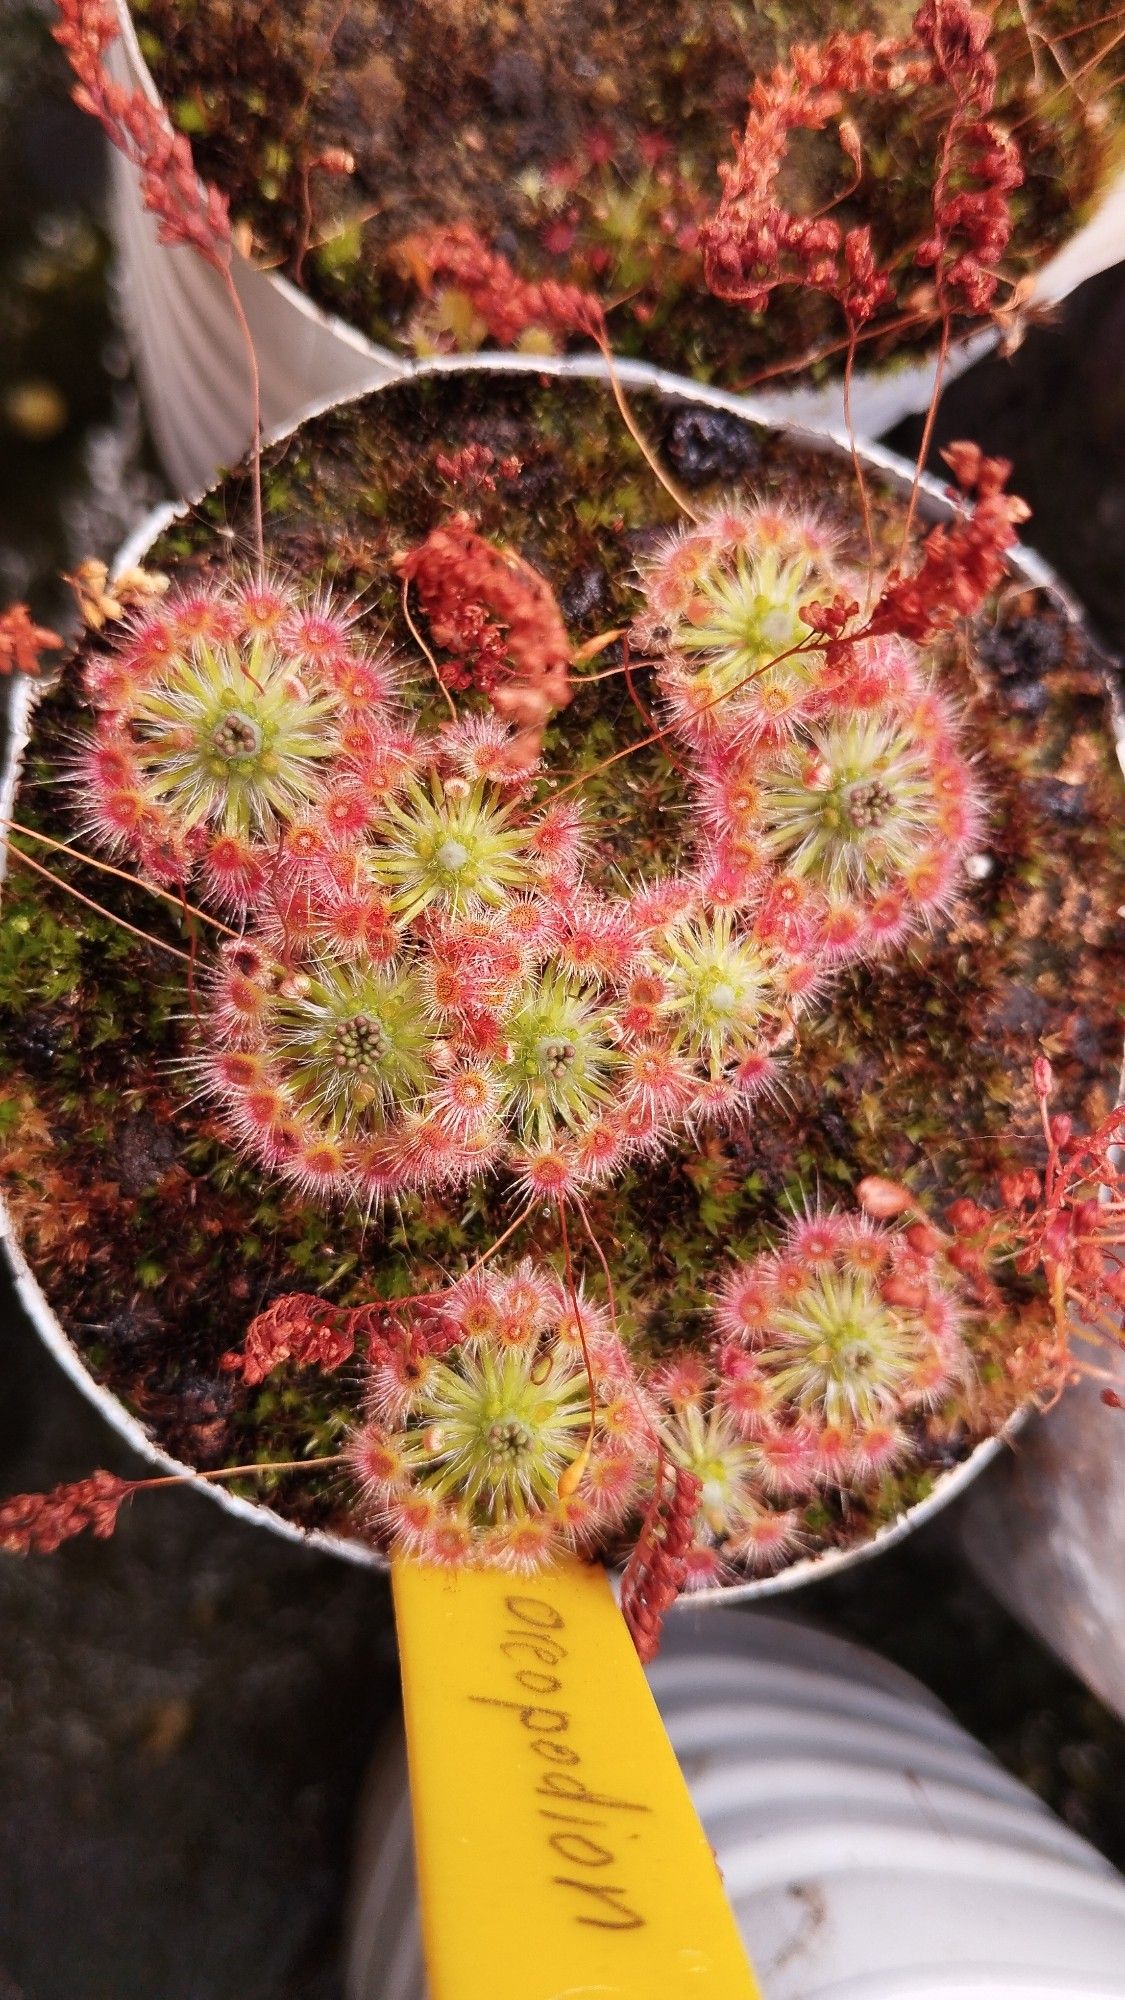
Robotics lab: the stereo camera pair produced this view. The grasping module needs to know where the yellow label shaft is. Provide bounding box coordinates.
[392,1554,762,2000]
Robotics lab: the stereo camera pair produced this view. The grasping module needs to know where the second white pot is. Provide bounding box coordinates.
[346,1609,1125,2000]
[103,0,1125,497]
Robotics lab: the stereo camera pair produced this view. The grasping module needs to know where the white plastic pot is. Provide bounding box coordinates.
[960,1326,1125,1722]
[345,1609,1125,2000]
[0,355,1106,1591]
[103,0,1125,496]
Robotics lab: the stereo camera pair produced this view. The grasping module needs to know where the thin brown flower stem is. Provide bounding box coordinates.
[1038,5,1125,45]
[1038,1092,1058,1199]
[385,1205,540,1311]
[223,269,265,575]
[548,634,820,805]
[594,331,701,525]
[139,1454,348,1492]
[294,166,315,287]
[401,578,457,721]
[574,1196,620,1338]
[1,818,238,936]
[900,313,950,559]
[623,639,692,779]
[6,845,194,964]
[843,328,877,600]
[253,202,388,274]
[457,1201,536,1283]
[556,1200,597,1494]
[741,305,934,393]
[575,1194,662,1461]
[1008,18,1125,126]
[180,882,205,1030]
[572,662,633,683]
[291,0,353,283]
[809,158,863,223]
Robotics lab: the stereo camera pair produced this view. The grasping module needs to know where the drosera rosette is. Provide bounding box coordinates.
[499,961,625,1153]
[76,573,401,908]
[648,1352,806,1590]
[349,1262,651,1572]
[632,502,856,747]
[698,669,986,958]
[642,1206,970,1588]
[641,900,812,1089]
[370,770,538,921]
[717,1209,970,1469]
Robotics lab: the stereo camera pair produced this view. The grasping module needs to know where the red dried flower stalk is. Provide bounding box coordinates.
[221,1292,358,1386]
[0,1470,134,1555]
[914,0,1022,316]
[0,605,64,677]
[0,1453,350,1556]
[52,1,232,273]
[701,0,1021,338]
[700,29,910,329]
[395,221,605,347]
[861,443,1031,644]
[395,513,573,766]
[619,1457,703,1663]
[433,444,522,494]
[52,2,268,566]
[991,1062,1124,1341]
[223,1289,460,1388]
[856,1061,1125,1358]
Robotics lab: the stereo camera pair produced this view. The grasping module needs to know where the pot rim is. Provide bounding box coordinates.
[3,350,1115,1594]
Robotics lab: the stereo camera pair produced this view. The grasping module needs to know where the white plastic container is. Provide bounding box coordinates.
[103,0,1125,496]
[961,1324,1125,1723]
[0,359,1042,1587]
[345,1609,1125,2000]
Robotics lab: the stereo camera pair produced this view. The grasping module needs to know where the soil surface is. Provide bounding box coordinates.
[130,0,1123,385]
[2,369,1122,1575]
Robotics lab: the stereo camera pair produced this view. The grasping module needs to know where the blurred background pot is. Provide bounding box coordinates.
[103,0,1125,495]
[960,1324,1125,1722]
[346,1608,1125,2000]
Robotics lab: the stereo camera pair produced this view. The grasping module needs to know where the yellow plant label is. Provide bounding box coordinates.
[392,1554,762,2000]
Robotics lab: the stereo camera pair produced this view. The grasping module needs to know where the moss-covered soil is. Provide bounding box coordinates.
[129,0,1123,388]
[1,371,1122,1566]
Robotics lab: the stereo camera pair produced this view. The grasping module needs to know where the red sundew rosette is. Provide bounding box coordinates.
[688,646,985,963]
[644,1355,807,1593]
[641,1208,971,1583]
[75,577,400,909]
[632,501,864,751]
[348,1266,652,1574]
